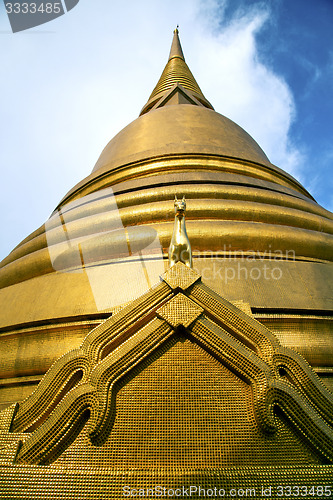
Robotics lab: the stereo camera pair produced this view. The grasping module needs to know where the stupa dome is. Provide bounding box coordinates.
[92,105,271,175]
[0,28,332,416]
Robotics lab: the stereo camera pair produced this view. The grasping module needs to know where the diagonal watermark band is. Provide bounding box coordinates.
[45,187,165,311]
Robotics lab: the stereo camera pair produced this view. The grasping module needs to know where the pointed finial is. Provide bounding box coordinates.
[169,26,185,61]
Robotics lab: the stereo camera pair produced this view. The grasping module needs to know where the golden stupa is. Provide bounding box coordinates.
[0,29,332,498]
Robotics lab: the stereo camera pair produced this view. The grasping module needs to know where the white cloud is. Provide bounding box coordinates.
[191,1,304,181]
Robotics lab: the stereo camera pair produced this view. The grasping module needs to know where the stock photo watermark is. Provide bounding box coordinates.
[192,246,296,284]
[3,0,80,32]
[122,484,332,498]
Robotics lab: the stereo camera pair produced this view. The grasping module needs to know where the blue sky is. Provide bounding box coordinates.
[0,0,332,261]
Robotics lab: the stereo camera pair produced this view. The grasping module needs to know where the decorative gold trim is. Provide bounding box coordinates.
[156,293,203,328]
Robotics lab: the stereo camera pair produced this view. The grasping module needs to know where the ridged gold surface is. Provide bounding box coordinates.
[1,157,331,293]
[63,155,313,207]
[1,218,332,290]
[4,176,329,271]
[146,57,207,105]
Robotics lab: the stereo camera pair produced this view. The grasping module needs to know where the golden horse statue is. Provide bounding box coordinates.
[168,196,192,268]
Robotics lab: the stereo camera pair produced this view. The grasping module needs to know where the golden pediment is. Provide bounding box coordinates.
[0,262,332,472]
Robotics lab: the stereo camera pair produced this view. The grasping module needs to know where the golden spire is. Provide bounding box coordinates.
[140,29,213,115]
[168,196,192,268]
[168,26,185,61]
